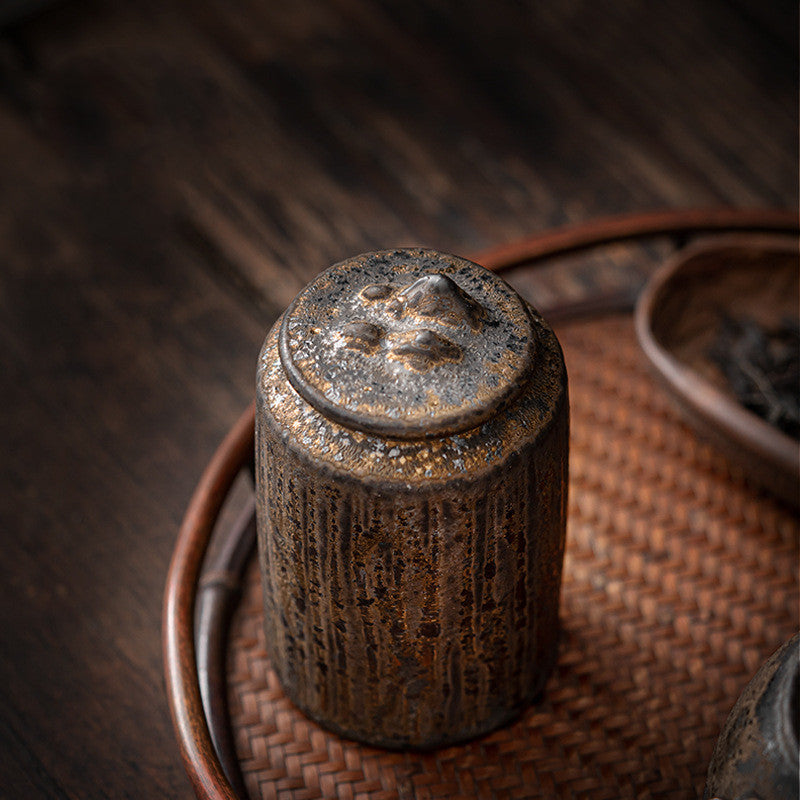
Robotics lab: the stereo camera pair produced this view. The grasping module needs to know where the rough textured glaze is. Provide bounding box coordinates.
[278,248,536,439]
[704,634,799,800]
[256,249,568,748]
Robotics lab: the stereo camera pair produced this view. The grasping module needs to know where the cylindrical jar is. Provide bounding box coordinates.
[256,248,568,748]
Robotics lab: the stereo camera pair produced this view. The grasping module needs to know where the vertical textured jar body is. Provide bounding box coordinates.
[256,248,568,749]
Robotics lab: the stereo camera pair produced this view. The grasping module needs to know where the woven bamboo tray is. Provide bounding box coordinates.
[164,210,799,800]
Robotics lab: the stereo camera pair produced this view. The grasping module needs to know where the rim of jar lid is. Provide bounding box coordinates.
[277,248,538,439]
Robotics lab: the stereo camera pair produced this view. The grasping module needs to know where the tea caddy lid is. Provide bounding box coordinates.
[279,248,536,439]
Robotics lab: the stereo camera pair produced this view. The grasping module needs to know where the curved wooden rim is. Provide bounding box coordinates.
[162,207,799,800]
[474,206,798,271]
[163,404,255,800]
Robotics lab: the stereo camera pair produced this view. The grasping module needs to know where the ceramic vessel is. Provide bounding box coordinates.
[705,634,799,800]
[255,248,569,748]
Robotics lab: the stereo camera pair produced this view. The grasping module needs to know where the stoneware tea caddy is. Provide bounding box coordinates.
[255,247,569,749]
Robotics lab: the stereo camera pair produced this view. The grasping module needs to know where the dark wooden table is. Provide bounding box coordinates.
[0,1,795,797]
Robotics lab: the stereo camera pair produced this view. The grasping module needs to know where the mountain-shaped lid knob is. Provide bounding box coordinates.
[278,248,536,438]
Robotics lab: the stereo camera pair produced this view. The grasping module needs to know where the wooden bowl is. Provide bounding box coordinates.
[635,235,799,507]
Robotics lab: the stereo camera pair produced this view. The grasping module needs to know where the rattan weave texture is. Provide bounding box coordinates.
[225,315,798,800]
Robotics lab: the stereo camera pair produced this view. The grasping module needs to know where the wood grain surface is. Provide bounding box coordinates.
[0,0,795,797]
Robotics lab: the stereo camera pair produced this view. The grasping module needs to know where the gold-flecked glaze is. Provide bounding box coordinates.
[256,249,568,749]
[278,249,536,439]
